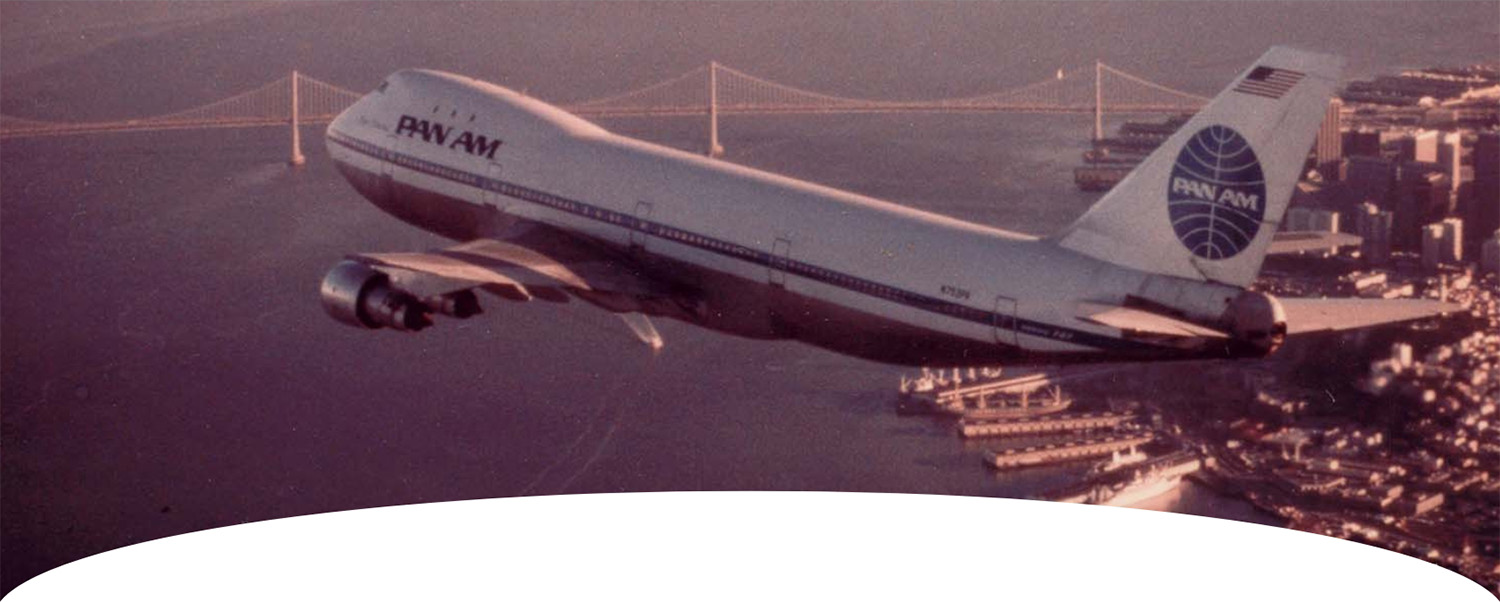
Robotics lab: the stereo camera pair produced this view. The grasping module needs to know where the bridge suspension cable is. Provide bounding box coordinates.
[0,61,1209,161]
[0,72,363,139]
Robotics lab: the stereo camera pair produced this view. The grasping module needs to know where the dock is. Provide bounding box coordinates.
[985,433,1155,470]
[959,411,1134,439]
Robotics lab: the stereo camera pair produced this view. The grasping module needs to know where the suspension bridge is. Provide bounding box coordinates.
[0,61,1209,162]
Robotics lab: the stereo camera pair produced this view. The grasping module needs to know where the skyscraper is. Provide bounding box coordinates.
[1315,98,1343,179]
[1441,217,1464,264]
[1468,132,1499,254]
[1395,165,1450,251]
[1342,130,1381,158]
[1356,203,1394,265]
[1483,230,1500,276]
[1407,130,1440,163]
[1438,131,1464,195]
[1422,223,1447,270]
[1343,155,1397,207]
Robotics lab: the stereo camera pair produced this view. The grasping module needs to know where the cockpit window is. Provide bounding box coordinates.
[376,81,389,93]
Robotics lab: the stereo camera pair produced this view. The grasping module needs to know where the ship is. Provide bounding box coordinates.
[897,368,1073,418]
[1092,469,1183,507]
[956,387,1073,420]
[1044,450,1202,506]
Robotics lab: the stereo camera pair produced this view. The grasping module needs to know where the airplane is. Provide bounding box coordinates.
[319,46,1457,367]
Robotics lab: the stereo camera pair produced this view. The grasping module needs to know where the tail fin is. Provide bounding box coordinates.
[1055,47,1343,288]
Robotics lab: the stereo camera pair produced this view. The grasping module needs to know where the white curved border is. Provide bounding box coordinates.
[8,492,1491,601]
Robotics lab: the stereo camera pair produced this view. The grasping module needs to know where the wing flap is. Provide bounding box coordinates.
[1077,302,1228,338]
[359,239,593,292]
[1281,297,1463,334]
[349,229,677,349]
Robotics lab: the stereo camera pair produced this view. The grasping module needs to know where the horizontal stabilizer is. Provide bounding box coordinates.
[1077,302,1228,338]
[1281,298,1463,334]
[1267,231,1362,255]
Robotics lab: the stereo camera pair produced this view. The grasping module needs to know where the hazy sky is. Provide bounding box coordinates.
[2,2,1496,120]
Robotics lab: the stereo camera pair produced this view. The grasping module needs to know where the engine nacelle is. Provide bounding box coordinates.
[320,260,433,331]
[1222,290,1287,357]
[423,290,482,319]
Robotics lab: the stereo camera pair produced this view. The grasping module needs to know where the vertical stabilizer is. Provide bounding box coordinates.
[1055,47,1343,287]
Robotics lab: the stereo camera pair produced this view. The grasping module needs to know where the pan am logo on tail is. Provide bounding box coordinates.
[1167,125,1266,260]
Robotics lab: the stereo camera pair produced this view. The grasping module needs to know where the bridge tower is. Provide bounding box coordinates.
[707,61,725,158]
[289,70,306,166]
[1093,60,1103,142]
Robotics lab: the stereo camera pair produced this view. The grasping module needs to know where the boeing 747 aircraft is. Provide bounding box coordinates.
[320,47,1456,366]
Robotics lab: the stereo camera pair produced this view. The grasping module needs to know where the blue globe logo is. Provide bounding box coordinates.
[1167,125,1266,260]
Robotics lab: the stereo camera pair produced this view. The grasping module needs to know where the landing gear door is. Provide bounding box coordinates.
[993,295,1018,348]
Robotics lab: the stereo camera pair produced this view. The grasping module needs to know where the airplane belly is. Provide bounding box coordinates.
[631,249,1024,366]
[332,158,510,242]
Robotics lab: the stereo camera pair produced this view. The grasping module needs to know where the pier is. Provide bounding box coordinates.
[959,412,1134,439]
[985,434,1155,470]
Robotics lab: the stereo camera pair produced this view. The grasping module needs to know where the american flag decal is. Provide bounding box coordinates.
[1233,66,1305,100]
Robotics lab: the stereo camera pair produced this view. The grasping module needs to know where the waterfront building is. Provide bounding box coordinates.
[1396,492,1446,517]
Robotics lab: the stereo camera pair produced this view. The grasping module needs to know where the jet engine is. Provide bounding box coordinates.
[1221,290,1287,357]
[320,260,435,331]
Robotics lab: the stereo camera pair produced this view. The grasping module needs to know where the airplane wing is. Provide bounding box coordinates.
[349,224,672,348]
[1267,231,1362,255]
[1280,297,1464,335]
[1079,296,1461,340]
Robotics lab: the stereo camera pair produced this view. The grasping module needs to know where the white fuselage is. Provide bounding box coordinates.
[325,70,1233,365]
